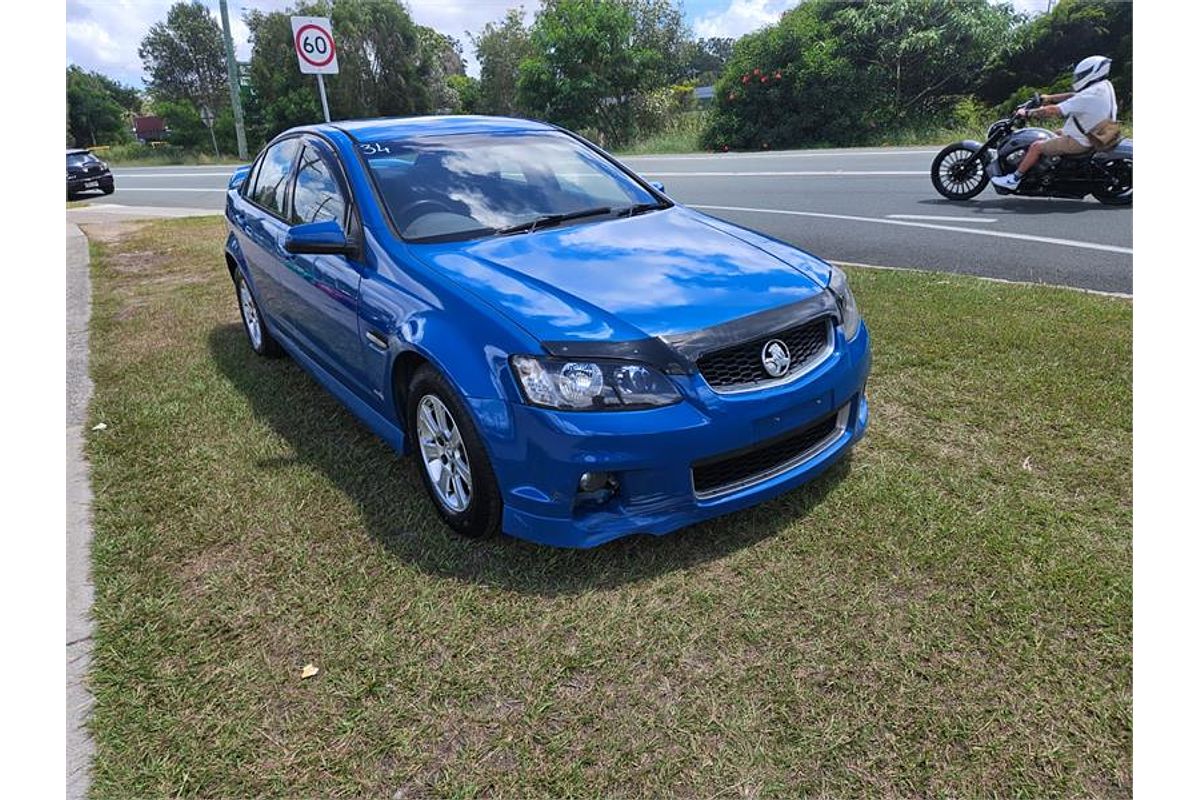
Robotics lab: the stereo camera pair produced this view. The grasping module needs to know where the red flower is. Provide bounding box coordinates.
[753,68,761,76]
[741,75,749,84]
[774,71,782,79]
[722,144,730,152]
[727,92,735,101]
[760,76,768,83]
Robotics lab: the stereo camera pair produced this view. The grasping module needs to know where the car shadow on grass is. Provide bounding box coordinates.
[209,323,850,596]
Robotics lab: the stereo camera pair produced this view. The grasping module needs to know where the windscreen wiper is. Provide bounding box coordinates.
[495,205,615,236]
[614,202,665,218]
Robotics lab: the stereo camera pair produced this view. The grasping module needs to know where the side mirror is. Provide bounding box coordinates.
[649,180,666,194]
[284,219,355,256]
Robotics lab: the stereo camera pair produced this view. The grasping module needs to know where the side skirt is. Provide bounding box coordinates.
[272,328,408,456]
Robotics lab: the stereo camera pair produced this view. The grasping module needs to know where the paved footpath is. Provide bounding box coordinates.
[66,220,94,800]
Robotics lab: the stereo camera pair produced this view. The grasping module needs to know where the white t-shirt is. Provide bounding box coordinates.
[1059,81,1118,145]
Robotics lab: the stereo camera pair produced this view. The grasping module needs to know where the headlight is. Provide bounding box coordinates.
[827,266,861,341]
[511,355,682,410]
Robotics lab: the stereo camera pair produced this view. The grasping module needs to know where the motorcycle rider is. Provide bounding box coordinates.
[990,55,1118,190]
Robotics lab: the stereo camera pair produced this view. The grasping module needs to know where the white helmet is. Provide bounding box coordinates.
[1072,55,1112,92]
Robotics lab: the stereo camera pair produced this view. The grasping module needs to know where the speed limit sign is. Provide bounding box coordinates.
[291,16,339,75]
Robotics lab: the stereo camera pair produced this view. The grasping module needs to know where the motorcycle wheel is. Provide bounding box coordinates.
[1093,158,1132,206]
[931,143,989,200]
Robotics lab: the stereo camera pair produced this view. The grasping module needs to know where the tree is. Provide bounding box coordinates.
[832,0,1017,121]
[244,0,439,143]
[447,74,482,114]
[471,8,532,116]
[419,26,467,112]
[702,0,1017,150]
[138,1,228,111]
[518,0,689,145]
[66,66,135,146]
[685,37,734,83]
[978,0,1132,112]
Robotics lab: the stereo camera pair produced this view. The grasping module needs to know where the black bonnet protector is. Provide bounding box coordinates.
[541,290,837,376]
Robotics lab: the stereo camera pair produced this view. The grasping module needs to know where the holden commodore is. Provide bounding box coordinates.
[224,116,870,547]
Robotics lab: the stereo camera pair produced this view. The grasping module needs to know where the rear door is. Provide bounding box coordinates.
[277,140,370,399]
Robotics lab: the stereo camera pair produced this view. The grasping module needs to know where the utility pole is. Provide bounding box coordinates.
[219,0,248,160]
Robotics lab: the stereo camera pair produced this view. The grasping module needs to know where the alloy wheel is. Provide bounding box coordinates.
[416,394,473,513]
[238,278,263,351]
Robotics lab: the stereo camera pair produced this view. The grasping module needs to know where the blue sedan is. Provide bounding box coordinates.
[224,116,870,547]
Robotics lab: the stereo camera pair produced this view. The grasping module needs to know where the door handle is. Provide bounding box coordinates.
[365,329,388,349]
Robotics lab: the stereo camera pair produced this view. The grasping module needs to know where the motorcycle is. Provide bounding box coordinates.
[930,95,1132,205]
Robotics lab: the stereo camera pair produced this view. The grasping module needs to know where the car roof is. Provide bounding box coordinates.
[310,115,558,144]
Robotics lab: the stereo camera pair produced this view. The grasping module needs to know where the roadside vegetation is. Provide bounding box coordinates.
[68,1,1130,161]
[84,217,1131,797]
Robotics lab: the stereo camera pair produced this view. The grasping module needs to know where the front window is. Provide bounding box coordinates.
[360,131,664,242]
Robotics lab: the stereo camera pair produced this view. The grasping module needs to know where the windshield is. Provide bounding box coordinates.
[67,152,99,167]
[359,131,663,242]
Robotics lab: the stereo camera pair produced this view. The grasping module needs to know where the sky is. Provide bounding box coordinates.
[66,0,1053,87]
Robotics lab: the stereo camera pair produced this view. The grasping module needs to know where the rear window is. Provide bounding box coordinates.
[67,153,99,167]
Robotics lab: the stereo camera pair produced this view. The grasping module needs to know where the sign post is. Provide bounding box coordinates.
[199,104,219,157]
[291,16,339,123]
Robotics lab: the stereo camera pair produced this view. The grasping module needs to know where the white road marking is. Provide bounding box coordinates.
[112,187,226,192]
[623,149,939,161]
[695,204,1132,255]
[887,214,997,223]
[831,260,1132,299]
[646,170,926,177]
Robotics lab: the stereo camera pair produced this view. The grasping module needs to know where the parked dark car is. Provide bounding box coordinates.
[67,149,114,198]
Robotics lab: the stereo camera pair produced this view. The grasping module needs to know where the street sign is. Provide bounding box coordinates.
[291,16,337,123]
[291,16,338,75]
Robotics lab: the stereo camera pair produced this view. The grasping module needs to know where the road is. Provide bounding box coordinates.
[99,146,1132,294]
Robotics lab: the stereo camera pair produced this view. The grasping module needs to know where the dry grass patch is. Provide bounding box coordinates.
[85,217,1130,798]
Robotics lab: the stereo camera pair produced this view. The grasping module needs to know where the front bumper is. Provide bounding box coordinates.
[477,324,871,547]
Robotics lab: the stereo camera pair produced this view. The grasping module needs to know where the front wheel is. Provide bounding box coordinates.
[1093,159,1132,206]
[407,365,503,539]
[931,143,989,200]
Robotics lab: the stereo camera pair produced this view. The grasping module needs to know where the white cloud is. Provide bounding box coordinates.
[694,0,792,40]
[65,0,531,84]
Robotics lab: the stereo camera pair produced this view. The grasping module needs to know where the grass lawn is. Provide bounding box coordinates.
[83,217,1131,798]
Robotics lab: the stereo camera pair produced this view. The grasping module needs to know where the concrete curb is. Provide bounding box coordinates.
[66,221,95,800]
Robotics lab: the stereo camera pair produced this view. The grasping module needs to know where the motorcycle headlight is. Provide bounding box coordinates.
[511,355,682,411]
[827,266,861,341]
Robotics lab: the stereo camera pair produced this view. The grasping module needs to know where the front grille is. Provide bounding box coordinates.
[696,316,832,391]
[692,408,842,498]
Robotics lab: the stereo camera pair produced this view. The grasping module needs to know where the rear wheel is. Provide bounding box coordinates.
[407,365,503,539]
[1093,159,1132,206]
[931,144,989,200]
[235,272,282,358]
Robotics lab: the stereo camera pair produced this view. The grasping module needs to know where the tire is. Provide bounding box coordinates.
[234,271,282,358]
[931,143,989,200]
[407,364,503,539]
[1093,158,1132,206]
[102,184,115,195]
